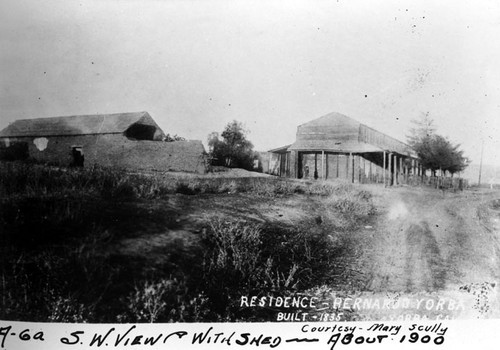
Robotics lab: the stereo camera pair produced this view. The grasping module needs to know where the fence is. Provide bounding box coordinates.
[398,175,468,191]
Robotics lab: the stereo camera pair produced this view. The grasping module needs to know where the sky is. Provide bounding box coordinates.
[1,0,500,169]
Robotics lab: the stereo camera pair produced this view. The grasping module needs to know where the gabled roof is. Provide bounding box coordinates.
[296,112,355,128]
[284,112,417,157]
[0,111,161,138]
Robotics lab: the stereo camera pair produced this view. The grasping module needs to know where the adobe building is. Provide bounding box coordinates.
[0,111,207,173]
[268,112,421,185]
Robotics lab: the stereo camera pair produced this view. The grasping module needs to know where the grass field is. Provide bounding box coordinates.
[0,162,376,322]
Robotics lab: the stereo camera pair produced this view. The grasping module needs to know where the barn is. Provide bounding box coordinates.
[268,112,420,185]
[0,111,207,173]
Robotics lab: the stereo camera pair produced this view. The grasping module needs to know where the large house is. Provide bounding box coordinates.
[0,111,207,173]
[268,112,420,185]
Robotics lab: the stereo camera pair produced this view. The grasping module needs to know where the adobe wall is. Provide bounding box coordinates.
[0,134,207,173]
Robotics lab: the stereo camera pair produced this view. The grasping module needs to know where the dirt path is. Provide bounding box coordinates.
[363,187,500,291]
[355,186,500,319]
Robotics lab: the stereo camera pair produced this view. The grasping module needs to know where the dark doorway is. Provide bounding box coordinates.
[125,123,157,140]
[71,147,84,167]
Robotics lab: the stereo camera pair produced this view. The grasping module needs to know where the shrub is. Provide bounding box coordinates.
[204,219,262,280]
[47,295,92,323]
[126,279,171,322]
[261,258,299,290]
[327,189,374,225]
[122,277,212,323]
[198,217,355,319]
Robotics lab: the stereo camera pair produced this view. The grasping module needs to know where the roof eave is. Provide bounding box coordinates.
[0,131,124,138]
[268,144,292,153]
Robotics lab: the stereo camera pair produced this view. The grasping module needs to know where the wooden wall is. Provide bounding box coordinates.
[358,124,412,156]
[296,116,359,143]
[294,152,386,183]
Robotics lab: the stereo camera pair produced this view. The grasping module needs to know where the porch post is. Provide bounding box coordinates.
[321,150,325,180]
[314,153,318,179]
[362,156,366,184]
[279,154,282,177]
[388,152,392,186]
[350,152,354,183]
[394,154,397,186]
[393,155,396,185]
[336,154,339,178]
[369,159,373,183]
[404,158,408,184]
[285,152,288,177]
[399,156,403,184]
[345,154,349,180]
[383,151,386,186]
[291,151,298,179]
[394,155,398,186]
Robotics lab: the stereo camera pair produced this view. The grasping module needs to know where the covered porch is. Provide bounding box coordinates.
[295,149,421,186]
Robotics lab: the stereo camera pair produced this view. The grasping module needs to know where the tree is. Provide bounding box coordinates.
[208,121,255,170]
[207,131,225,164]
[407,115,468,176]
[406,112,435,148]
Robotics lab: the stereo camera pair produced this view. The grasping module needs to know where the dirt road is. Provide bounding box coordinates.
[355,186,500,319]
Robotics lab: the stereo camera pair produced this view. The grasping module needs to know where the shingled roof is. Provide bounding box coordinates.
[0,111,162,138]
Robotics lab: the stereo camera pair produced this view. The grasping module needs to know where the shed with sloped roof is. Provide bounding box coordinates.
[0,112,207,173]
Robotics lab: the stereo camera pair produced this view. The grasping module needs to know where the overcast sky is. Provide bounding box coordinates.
[1,0,500,168]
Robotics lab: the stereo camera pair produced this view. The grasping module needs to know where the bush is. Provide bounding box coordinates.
[204,219,262,280]
[198,217,356,320]
[47,295,92,323]
[126,279,171,322]
[327,189,374,225]
[122,277,213,323]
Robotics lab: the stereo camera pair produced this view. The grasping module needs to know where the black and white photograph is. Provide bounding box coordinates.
[1,0,500,347]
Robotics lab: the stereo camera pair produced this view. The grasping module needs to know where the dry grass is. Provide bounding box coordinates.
[0,161,376,322]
